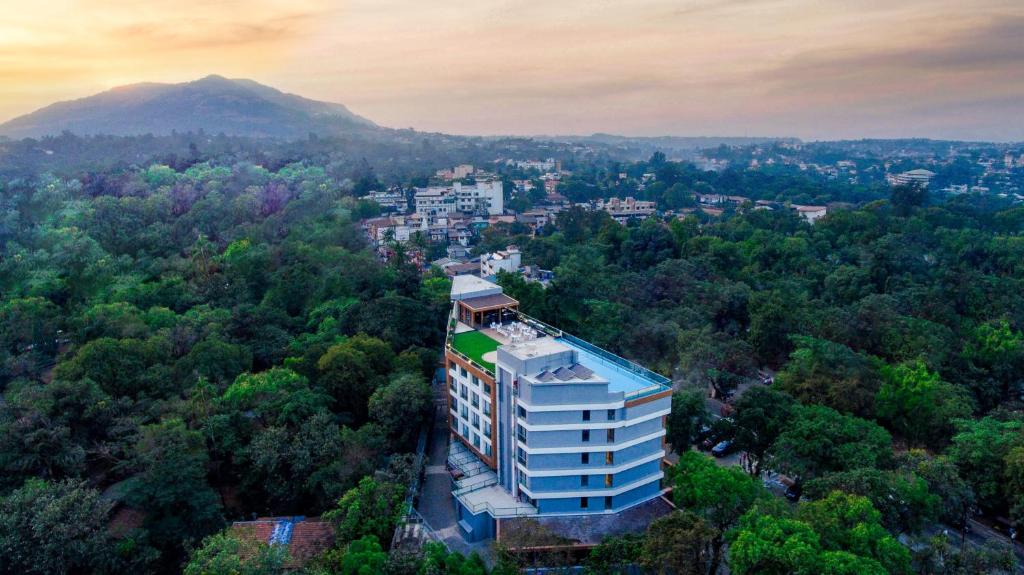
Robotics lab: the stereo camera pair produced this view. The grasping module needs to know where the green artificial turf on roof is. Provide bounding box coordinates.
[451,330,500,372]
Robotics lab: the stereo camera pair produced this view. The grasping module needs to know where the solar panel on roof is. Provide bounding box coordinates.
[553,366,574,381]
[536,370,554,382]
[571,364,594,379]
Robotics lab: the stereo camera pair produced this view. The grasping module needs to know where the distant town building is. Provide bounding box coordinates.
[596,197,657,223]
[444,277,671,541]
[363,216,413,244]
[509,158,558,172]
[414,187,456,217]
[888,169,936,188]
[480,246,522,277]
[437,164,476,181]
[791,205,828,223]
[364,189,407,212]
[415,180,504,217]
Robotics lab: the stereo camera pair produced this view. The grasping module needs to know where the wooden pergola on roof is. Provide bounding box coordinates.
[457,293,519,327]
[460,293,519,312]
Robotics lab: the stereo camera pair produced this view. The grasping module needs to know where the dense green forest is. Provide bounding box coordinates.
[3,141,1024,574]
[487,182,1024,573]
[0,159,460,573]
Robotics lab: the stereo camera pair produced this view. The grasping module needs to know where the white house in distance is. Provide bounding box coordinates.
[415,181,505,217]
[480,246,522,277]
[887,169,936,188]
[595,197,657,224]
[792,205,828,223]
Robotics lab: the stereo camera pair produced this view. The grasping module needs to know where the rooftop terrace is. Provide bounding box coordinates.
[450,330,500,372]
[447,311,670,399]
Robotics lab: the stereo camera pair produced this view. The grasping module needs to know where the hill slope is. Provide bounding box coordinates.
[0,75,377,139]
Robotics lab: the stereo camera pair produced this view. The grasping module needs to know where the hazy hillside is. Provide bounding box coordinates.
[0,75,377,139]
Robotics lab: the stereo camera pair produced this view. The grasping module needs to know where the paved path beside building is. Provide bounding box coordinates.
[417,392,494,561]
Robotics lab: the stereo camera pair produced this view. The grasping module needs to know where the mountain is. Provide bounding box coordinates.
[0,75,378,139]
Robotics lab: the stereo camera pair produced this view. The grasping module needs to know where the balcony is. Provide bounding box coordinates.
[449,441,536,518]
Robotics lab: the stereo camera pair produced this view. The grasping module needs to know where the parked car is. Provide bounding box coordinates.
[711,440,734,457]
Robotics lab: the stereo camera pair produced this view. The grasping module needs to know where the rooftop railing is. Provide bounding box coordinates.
[445,306,671,398]
[516,312,672,397]
[445,312,496,377]
[456,497,539,518]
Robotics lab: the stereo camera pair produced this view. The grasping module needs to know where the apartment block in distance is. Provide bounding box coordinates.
[444,276,672,542]
[415,180,504,217]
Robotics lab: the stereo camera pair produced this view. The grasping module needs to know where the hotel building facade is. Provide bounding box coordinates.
[444,276,672,541]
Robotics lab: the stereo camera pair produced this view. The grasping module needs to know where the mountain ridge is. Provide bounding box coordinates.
[0,75,377,140]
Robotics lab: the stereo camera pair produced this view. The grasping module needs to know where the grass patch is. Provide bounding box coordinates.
[452,331,500,372]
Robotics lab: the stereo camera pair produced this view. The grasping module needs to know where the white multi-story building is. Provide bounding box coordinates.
[480,246,522,277]
[364,189,407,212]
[414,187,457,217]
[445,277,671,541]
[596,197,657,224]
[416,181,504,217]
[509,159,557,172]
[454,181,504,216]
[887,169,936,188]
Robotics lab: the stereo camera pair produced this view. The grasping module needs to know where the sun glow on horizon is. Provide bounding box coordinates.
[1,0,1023,140]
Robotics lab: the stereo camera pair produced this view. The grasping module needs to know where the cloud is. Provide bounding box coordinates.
[1,0,1023,139]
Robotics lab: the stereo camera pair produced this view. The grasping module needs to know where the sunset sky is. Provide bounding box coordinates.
[2,0,1022,141]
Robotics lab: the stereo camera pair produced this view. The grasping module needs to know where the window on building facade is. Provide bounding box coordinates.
[461,405,468,419]
[606,451,614,465]
[462,424,469,437]
[581,475,589,487]
[485,443,492,457]
[472,413,480,429]
[460,367,467,377]
[605,496,613,509]
[450,397,458,412]
[517,426,527,443]
[517,406,526,418]
[471,394,479,409]
[580,497,589,509]
[472,375,479,386]
[581,452,589,464]
[605,474,613,487]
[582,410,591,421]
[517,448,527,465]
[483,401,491,416]
[607,409,616,420]
[484,421,492,438]
[460,384,467,399]
[607,429,615,442]
[484,383,492,395]
[472,433,480,448]
[582,429,590,442]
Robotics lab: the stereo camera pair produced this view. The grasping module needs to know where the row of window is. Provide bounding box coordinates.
[581,428,615,442]
[450,396,492,438]
[582,409,617,421]
[515,450,615,466]
[453,364,493,396]
[453,418,493,457]
[581,452,615,465]
[516,406,619,422]
[580,496,614,510]
[452,383,491,415]
[580,474,614,487]
[515,427,616,445]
